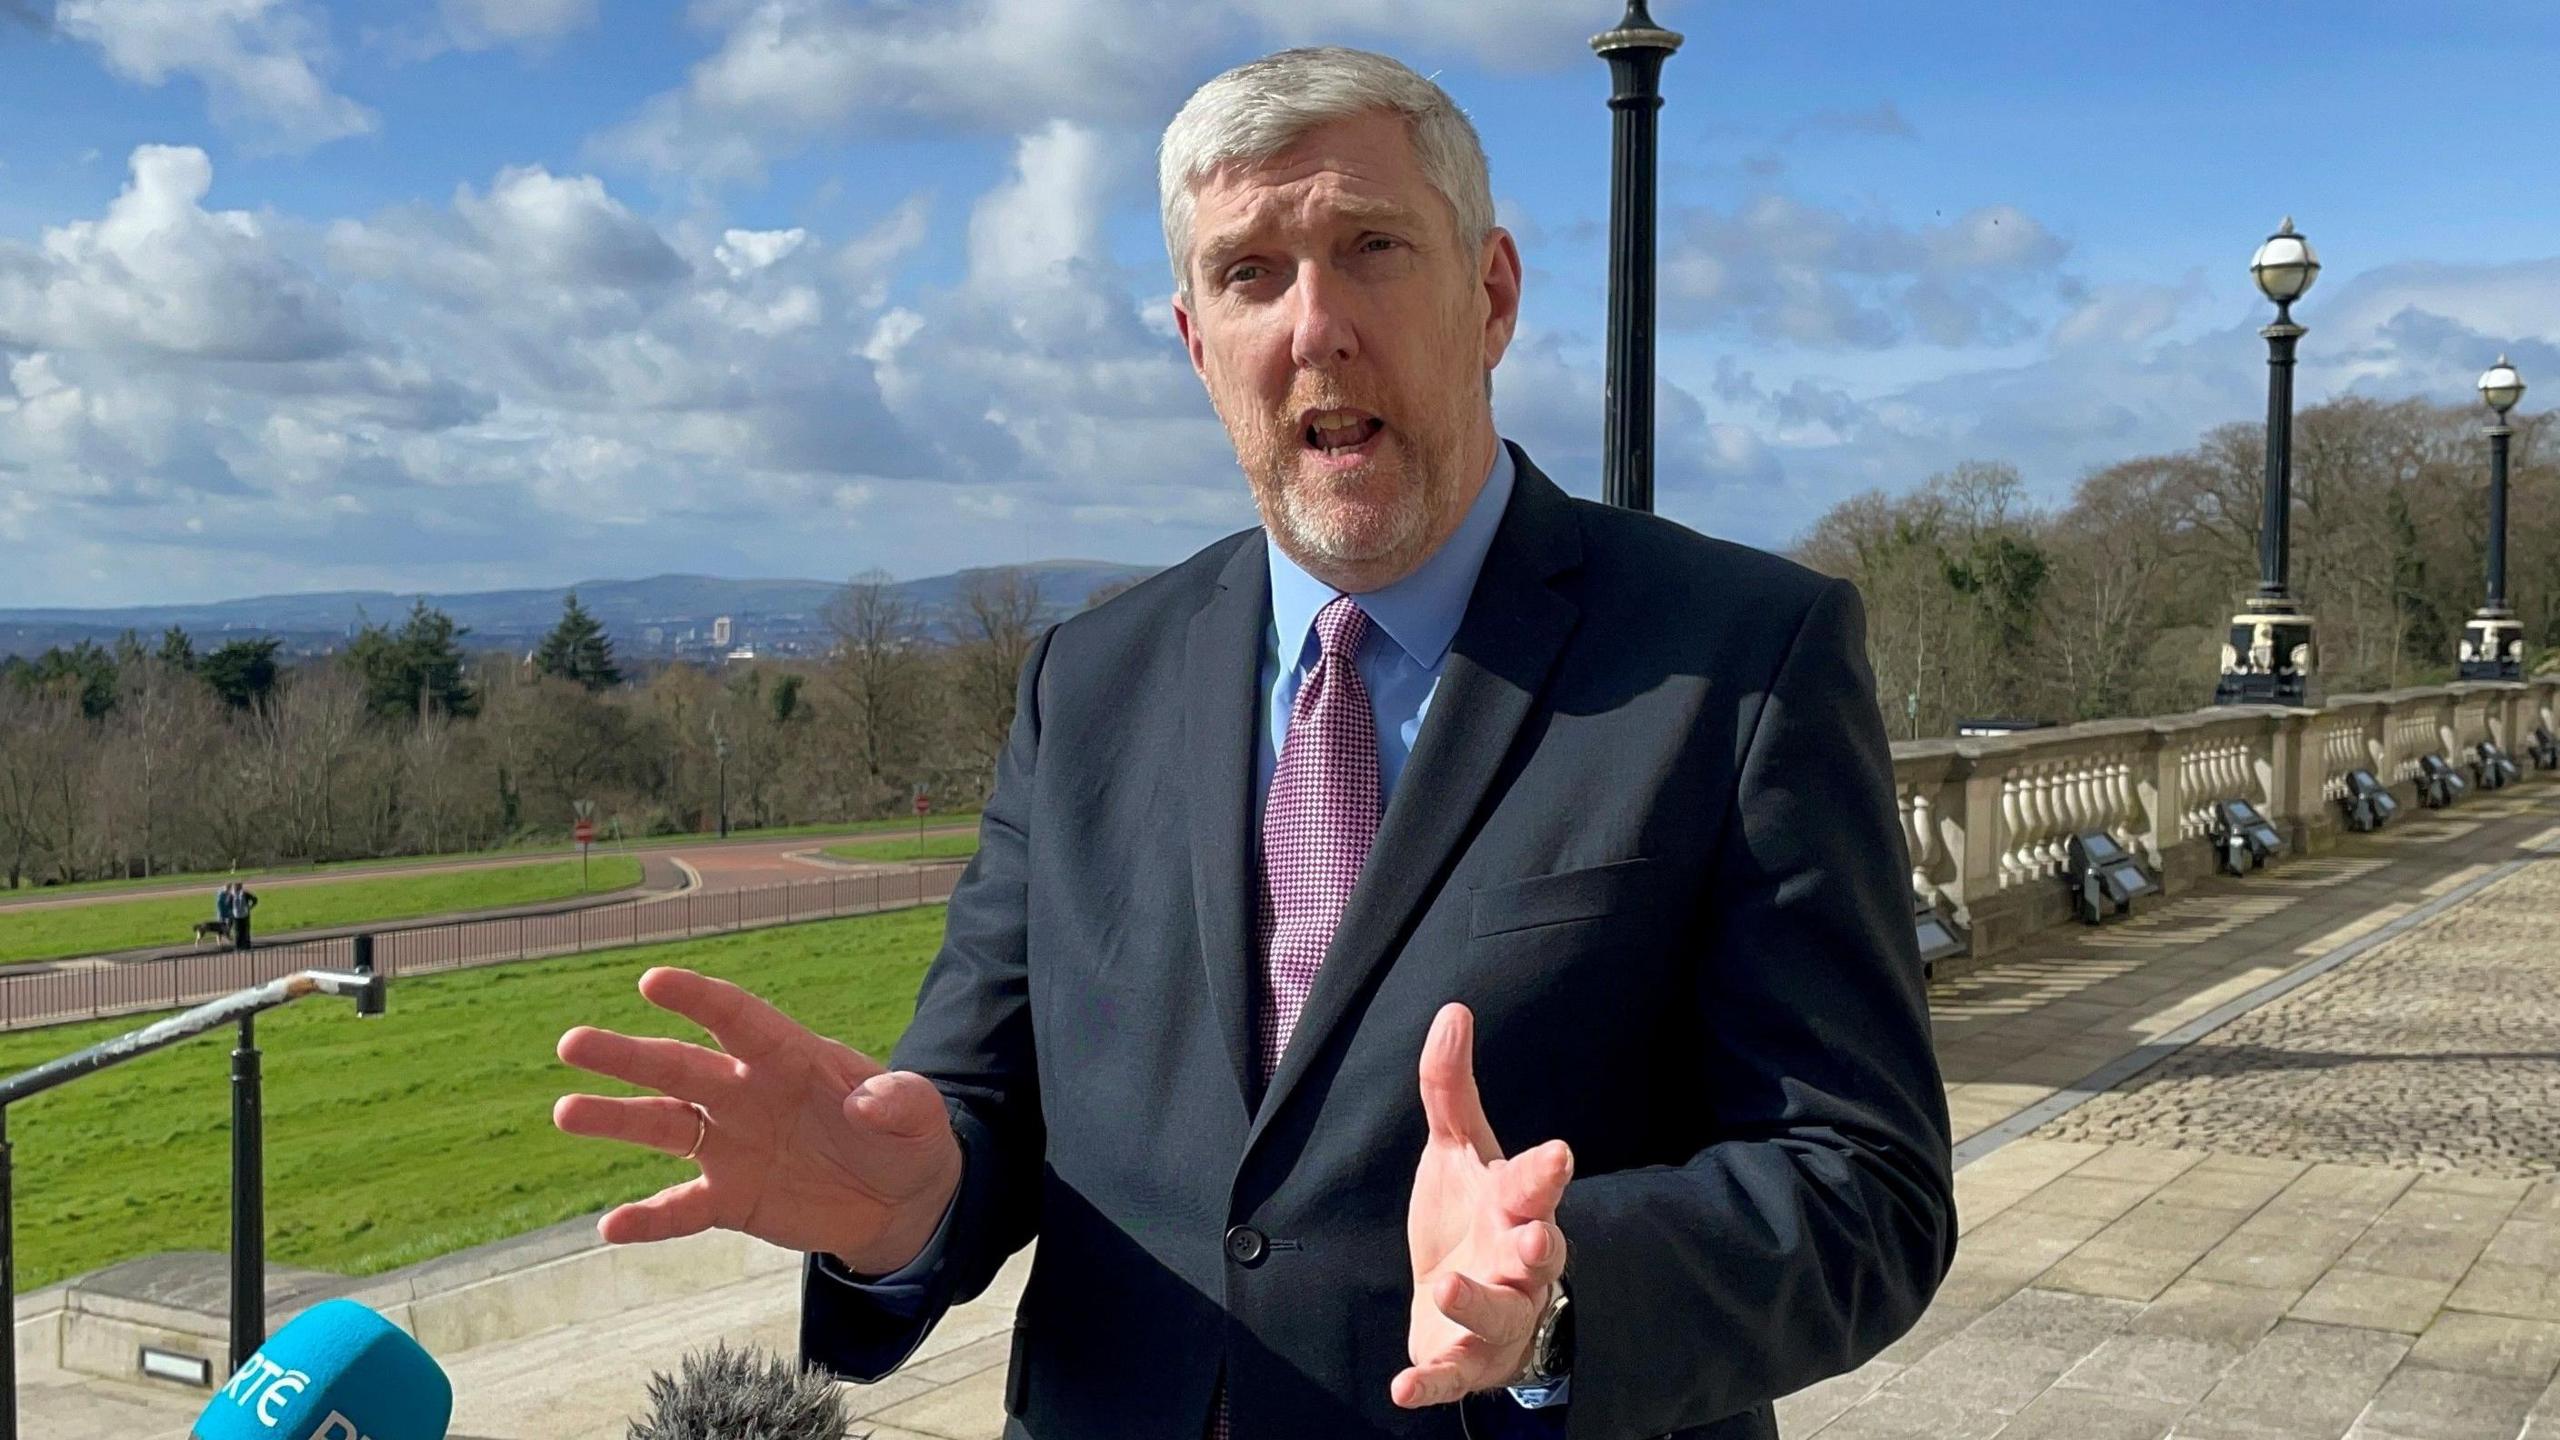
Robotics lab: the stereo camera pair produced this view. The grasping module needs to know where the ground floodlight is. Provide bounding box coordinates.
[2417,753,2469,809]
[1912,898,1967,976]
[2472,741,2521,791]
[2342,769,2399,832]
[2213,799,2285,875]
[2531,724,2560,771]
[2067,831,2155,925]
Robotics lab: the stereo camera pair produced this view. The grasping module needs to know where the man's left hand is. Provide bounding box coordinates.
[1391,1002,1572,1409]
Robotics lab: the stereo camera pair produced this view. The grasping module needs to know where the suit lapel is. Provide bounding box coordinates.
[1184,537,1270,1117]
[1246,448,1585,1154]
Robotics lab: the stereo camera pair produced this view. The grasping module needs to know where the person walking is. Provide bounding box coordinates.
[231,881,257,951]
[214,883,235,944]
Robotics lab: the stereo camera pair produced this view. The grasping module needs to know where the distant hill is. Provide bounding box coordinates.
[0,562,1160,661]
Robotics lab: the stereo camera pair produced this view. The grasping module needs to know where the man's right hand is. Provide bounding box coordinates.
[551,966,962,1274]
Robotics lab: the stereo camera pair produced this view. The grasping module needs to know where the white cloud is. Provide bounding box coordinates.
[56,0,376,148]
[326,165,692,350]
[597,0,1694,184]
[966,122,1110,291]
[456,167,692,291]
[596,0,1226,181]
[2053,276,2205,350]
[864,122,1230,502]
[1636,251,2560,555]
[1661,194,2074,349]
[715,227,808,279]
[0,145,354,361]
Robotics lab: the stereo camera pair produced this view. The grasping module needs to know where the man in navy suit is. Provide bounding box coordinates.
[554,46,1952,1439]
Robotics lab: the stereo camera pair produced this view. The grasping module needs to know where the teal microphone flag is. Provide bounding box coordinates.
[193,1298,453,1440]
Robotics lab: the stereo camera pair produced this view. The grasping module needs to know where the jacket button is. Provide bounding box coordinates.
[1224,1225,1268,1266]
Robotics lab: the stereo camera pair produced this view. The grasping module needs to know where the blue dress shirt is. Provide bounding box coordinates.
[819,442,1564,1423]
[1256,443,1515,815]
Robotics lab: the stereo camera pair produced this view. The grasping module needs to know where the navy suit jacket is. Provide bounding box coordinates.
[801,447,1956,1439]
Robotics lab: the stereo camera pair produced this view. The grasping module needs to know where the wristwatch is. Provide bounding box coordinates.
[1513,1283,1573,1387]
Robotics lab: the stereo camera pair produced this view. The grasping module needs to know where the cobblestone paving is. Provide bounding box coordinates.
[1792,788,2560,1438]
[2033,856,2560,1177]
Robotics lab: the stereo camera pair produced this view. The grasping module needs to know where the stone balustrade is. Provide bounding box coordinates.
[1892,677,2560,967]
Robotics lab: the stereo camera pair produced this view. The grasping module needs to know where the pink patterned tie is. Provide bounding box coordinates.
[1215,595,1381,1440]
[1253,594,1382,1081]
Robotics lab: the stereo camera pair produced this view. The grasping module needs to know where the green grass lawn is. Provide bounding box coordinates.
[0,858,645,966]
[0,907,945,1291]
[820,833,982,864]
[0,812,981,904]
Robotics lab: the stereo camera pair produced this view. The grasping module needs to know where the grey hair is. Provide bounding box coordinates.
[1158,47,1495,297]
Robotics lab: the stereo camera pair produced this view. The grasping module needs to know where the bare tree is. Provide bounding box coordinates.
[0,680,103,885]
[257,664,369,860]
[515,675,640,825]
[0,684,83,886]
[99,655,225,876]
[818,570,926,814]
[948,568,1047,789]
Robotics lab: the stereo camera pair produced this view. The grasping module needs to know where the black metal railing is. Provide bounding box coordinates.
[0,864,962,1033]
[0,968,382,1440]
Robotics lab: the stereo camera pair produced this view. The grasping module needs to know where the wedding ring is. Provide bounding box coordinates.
[680,1103,709,1161]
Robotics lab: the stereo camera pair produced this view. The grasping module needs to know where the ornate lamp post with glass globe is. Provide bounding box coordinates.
[2461,356,2528,680]
[2216,218,2321,706]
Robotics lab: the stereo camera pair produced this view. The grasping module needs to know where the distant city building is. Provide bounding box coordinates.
[725,644,757,662]
[711,615,733,647]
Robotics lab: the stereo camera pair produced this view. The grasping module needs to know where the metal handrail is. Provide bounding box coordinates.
[0,967,383,1440]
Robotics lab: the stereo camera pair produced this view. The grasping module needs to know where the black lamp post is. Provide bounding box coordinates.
[714,730,731,839]
[1592,0,1682,514]
[2461,356,2528,680]
[2216,217,2321,707]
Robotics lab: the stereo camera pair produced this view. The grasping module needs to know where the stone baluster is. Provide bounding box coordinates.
[2140,728,2178,867]
[1998,771,2027,888]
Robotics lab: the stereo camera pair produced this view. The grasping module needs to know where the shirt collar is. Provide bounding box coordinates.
[1267,440,1516,672]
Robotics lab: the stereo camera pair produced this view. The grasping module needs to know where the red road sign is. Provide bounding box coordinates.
[574,819,597,844]
[913,794,930,817]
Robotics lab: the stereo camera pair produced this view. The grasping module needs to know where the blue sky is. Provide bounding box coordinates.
[4,1,2559,607]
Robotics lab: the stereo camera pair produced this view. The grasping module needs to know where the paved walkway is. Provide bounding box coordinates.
[0,825,978,913]
[0,840,970,1031]
[1791,785,2560,1439]
[21,782,2560,1438]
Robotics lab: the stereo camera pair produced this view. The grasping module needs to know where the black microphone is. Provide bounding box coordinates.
[626,1342,852,1440]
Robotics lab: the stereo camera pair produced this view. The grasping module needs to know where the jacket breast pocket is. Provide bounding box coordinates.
[1468,857,1662,939]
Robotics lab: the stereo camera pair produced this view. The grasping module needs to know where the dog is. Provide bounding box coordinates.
[193,918,232,947]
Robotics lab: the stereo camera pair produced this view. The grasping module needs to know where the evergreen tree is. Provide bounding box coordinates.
[33,641,118,717]
[201,637,283,710]
[768,671,804,725]
[535,591,623,691]
[157,626,198,673]
[349,602,477,722]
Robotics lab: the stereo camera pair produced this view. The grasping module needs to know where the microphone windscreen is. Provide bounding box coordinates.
[193,1298,452,1440]
[626,1342,849,1440]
